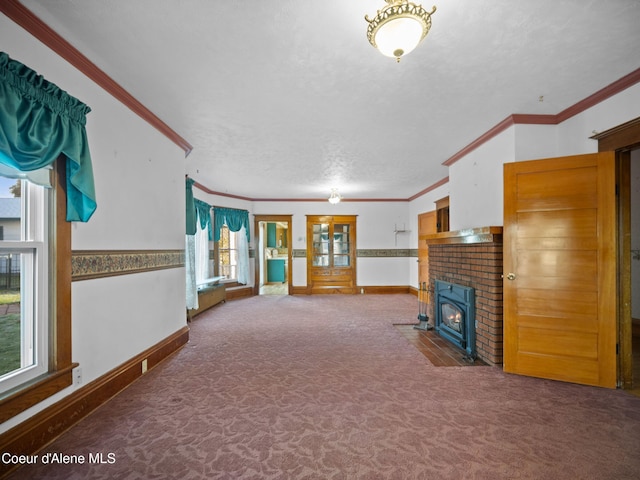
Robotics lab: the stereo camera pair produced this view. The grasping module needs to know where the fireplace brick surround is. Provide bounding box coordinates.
[424,227,503,365]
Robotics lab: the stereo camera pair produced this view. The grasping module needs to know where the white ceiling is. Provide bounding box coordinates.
[20,0,640,200]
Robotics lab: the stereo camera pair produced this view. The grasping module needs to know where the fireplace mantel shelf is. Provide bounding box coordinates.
[423,226,503,245]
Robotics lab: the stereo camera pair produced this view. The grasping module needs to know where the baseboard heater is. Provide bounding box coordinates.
[188,277,226,320]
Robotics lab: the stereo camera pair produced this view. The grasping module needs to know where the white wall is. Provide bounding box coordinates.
[557,84,640,157]
[1,15,187,432]
[448,127,515,230]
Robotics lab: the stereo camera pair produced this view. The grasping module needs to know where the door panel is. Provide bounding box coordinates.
[503,152,617,388]
[418,211,437,288]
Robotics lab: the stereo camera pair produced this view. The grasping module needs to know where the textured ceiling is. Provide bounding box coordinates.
[19,0,640,200]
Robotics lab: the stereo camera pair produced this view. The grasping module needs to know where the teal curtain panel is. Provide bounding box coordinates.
[185,177,196,235]
[194,197,213,240]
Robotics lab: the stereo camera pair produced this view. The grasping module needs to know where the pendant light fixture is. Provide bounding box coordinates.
[328,188,341,204]
[365,0,436,62]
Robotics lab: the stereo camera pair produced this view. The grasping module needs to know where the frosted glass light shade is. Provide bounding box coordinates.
[374,17,424,59]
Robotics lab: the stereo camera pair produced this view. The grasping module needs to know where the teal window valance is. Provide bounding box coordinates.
[194,198,212,240]
[0,52,97,222]
[213,206,250,242]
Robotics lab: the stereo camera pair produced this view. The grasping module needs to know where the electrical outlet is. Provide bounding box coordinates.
[142,359,148,374]
[73,367,82,385]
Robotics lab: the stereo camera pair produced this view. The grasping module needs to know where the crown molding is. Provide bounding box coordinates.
[408,176,449,201]
[556,68,640,123]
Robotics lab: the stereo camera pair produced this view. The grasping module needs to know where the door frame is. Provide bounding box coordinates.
[591,116,640,389]
[253,215,293,295]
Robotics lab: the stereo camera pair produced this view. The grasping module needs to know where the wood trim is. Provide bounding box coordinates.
[593,117,640,152]
[557,68,640,123]
[443,114,560,167]
[192,181,253,201]
[424,226,503,245]
[252,198,410,202]
[225,286,254,301]
[357,286,411,295]
[288,285,413,295]
[618,151,632,389]
[0,326,189,478]
[194,181,409,203]
[511,114,558,124]
[54,159,72,371]
[0,366,75,424]
[0,0,193,156]
[408,176,449,202]
[291,285,310,295]
[435,196,450,209]
[444,116,516,166]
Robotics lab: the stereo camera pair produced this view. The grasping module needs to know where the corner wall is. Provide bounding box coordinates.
[436,83,640,232]
[0,14,187,433]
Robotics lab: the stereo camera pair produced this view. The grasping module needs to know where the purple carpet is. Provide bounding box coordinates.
[8,294,640,479]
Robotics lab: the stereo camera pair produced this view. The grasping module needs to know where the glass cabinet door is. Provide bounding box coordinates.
[312,223,329,266]
[306,215,357,293]
[333,223,350,267]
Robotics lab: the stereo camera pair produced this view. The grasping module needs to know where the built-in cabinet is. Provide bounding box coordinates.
[306,215,357,294]
[266,222,287,248]
[267,258,286,283]
[435,196,450,232]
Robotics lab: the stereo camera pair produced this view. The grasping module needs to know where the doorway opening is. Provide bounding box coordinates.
[592,116,640,392]
[254,215,292,296]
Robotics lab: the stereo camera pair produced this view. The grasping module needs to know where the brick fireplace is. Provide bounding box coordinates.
[424,227,503,365]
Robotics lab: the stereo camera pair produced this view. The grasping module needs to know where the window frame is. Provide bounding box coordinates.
[0,159,76,423]
[214,225,240,284]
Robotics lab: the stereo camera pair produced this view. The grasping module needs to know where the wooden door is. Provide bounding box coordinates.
[306,215,357,294]
[503,152,617,388]
[418,210,437,288]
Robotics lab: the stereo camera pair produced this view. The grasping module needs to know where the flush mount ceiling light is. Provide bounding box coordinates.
[328,189,341,204]
[365,0,436,62]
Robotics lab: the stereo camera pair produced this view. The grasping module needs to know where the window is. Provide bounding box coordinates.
[0,178,49,392]
[215,225,239,282]
[0,161,74,424]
